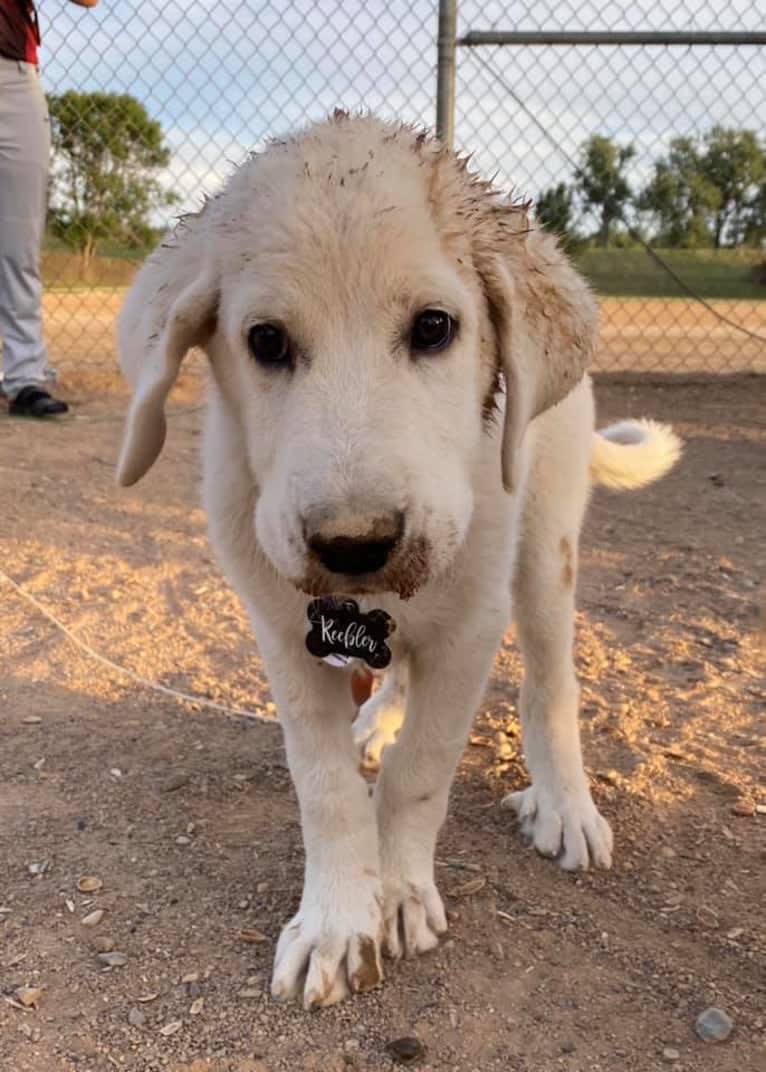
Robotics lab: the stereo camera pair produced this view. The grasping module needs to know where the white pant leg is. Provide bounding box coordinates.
[0,58,52,398]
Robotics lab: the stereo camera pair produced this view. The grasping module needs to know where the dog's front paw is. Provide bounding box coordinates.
[503,781,613,870]
[382,878,447,959]
[381,847,447,960]
[271,883,383,1009]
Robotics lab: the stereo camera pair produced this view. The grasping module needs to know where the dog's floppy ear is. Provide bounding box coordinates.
[479,229,598,492]
[116,220,218,487]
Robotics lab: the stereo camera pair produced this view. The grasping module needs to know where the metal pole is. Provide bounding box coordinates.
[436,0,457,147]
[459,29,766,47]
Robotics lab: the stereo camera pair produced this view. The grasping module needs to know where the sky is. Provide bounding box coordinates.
[39,0,766,230]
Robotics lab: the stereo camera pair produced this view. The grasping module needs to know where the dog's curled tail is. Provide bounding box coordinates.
[590,419,682,490]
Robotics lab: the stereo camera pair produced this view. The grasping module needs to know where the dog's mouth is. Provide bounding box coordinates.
[293,537,432,602]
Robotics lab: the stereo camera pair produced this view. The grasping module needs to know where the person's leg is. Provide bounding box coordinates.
[0,59,64,410]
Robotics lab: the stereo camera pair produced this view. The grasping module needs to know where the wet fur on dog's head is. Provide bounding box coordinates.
[116,113,597,597]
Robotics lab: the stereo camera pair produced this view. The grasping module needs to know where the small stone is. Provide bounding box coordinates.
[238,989,261,999]
[97,951,127,968]
[128,1006,146,1028]
[94,936,116,953]
[175,835,192,846]
[695,905,718,929]
[159,1020,183,1037]
[67,1034,97,1058]
[136,992,159,1003]
[662,1047,680,1061]
[726,927,744,940]
[386,1037,426,1065]
[189,997,204,1016]
[22,716,43,725]
[447,876,486,898]
[494,731,514,760]
[14,987,44,1008]
[77,876,103,894]
[239,927,267,944]
[755,804,766,815]
[81,909,105,927]
[731,801,755,817]
[181,971,200,984]
[161,772,191,793]
[695,1007,734,1043]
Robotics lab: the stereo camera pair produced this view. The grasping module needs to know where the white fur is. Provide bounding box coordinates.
[116,114,681,1008]
[591,419,682,489]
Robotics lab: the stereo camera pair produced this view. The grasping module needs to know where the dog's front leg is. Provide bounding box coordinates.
[374,609,507,958]
[260,639,383,1008]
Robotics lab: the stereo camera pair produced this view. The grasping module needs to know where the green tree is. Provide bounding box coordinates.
[574,134,636,248]
[535,182,576,242]
[48,91,177,270]
[639,137,720,248]
[743,181,766,247]
[700,127,764,248]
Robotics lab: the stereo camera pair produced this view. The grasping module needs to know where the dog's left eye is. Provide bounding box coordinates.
[248,322,291,367]
[410,309,455,354]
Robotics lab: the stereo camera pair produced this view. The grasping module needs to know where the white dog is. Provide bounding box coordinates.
[116,113,680,1009]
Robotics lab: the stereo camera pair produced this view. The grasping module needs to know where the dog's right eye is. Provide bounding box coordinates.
[410,309,456,354]
[248,323,291,367]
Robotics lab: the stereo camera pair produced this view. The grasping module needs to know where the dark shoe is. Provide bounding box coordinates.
[9,386,69,418]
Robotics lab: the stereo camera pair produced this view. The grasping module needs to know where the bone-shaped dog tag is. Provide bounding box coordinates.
[305,597,395,670]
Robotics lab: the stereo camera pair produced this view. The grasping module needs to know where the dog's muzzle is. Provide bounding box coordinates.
[304,510,405,576]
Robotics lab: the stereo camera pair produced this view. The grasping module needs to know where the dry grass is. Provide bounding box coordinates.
[40,290,766,378]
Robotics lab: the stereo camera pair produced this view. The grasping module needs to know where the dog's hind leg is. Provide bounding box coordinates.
[352,660,408,771]
[503,400,613,870]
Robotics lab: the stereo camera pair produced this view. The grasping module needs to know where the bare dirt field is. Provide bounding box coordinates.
[39,290,766,376]
[1,361,764,1072]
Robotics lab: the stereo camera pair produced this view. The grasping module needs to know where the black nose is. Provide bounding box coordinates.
[307,513,404,575]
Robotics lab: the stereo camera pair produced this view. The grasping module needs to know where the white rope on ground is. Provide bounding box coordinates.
[0,568,274,725]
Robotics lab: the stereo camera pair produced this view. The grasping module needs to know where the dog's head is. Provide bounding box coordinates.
[117,114,597,598]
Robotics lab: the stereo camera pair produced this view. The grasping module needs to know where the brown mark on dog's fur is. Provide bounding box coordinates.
[392,536,431,600]
[560,536,574,588]
[350,935,383,993]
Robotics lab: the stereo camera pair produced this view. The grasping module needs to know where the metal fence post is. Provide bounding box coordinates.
[436,0,457,147]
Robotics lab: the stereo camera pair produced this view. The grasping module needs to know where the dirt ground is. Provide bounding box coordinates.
[38,290,766,376]
[1,365,764,1072]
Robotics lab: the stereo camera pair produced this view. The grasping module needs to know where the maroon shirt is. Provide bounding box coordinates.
[0,0,41,64]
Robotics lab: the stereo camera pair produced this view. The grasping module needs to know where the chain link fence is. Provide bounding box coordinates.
[37,1,766,380]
